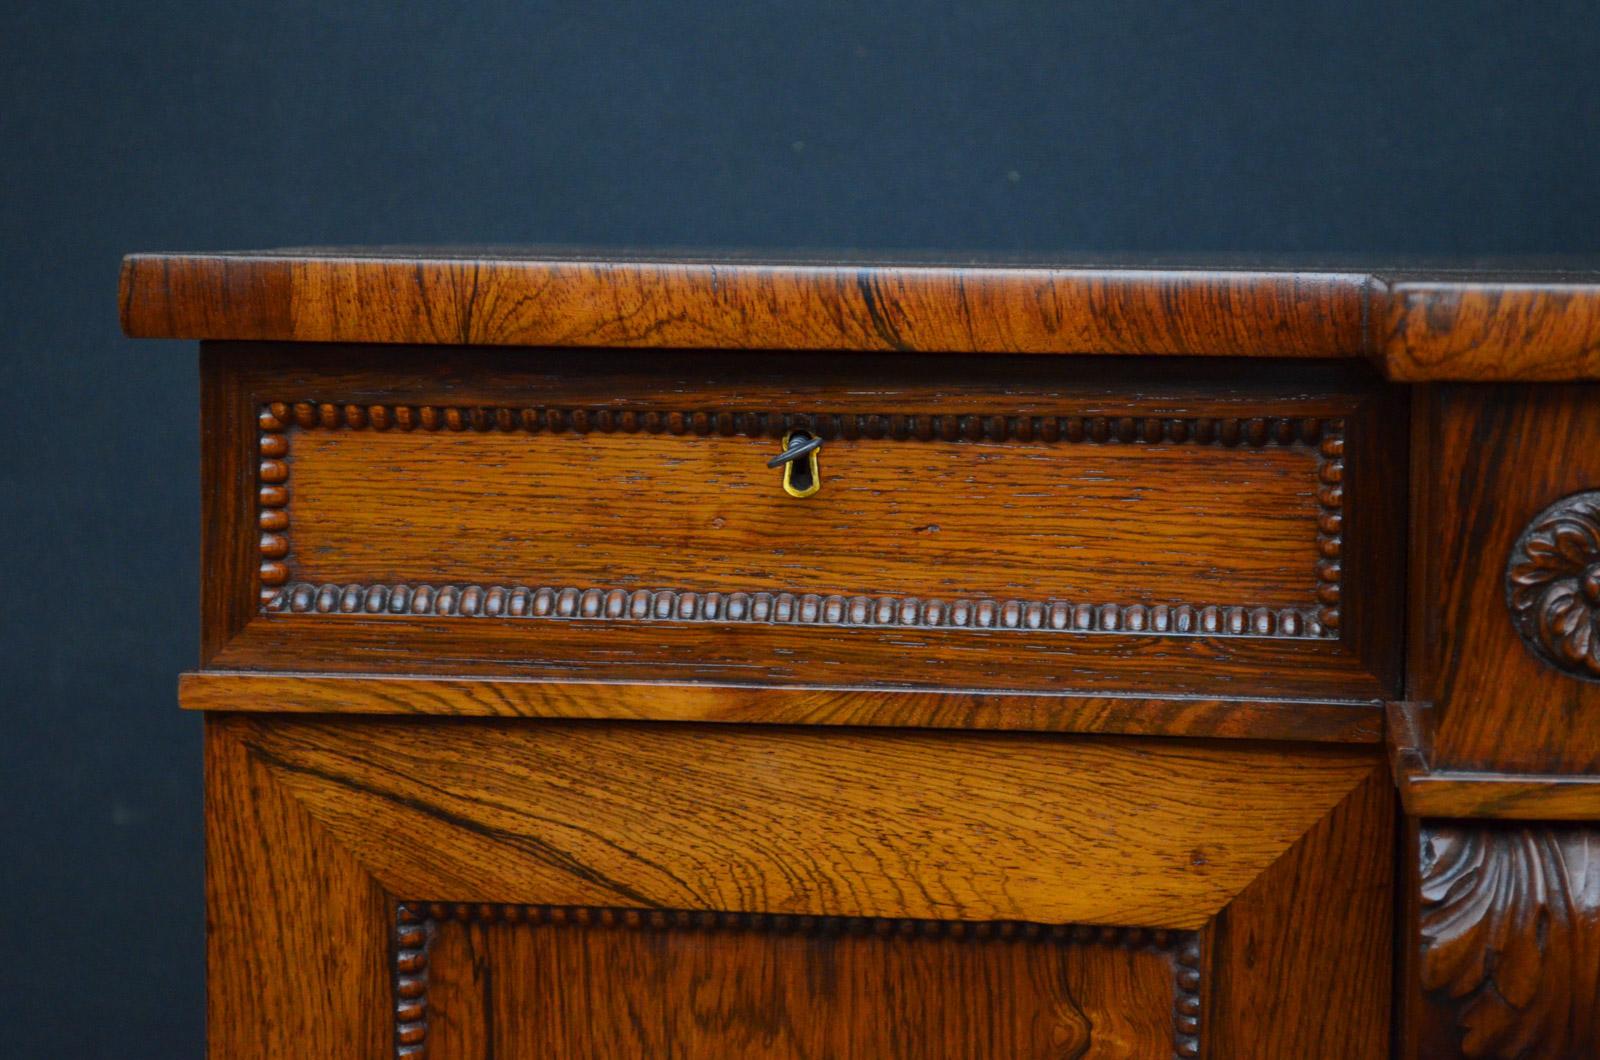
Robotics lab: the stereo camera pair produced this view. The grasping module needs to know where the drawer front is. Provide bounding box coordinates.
[268,402,1336,633]
[206,345,1402,709]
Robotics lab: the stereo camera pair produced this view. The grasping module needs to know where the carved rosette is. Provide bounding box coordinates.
[1506,491,1600,681]
[1418,825,1600,1058]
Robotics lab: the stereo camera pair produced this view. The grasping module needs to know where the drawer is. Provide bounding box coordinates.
[202,344,1403,727]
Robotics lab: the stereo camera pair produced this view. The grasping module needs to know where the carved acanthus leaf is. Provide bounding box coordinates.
[1418,825,1600,1058]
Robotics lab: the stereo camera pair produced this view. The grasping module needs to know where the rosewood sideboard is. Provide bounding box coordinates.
[121,250,1600,1058]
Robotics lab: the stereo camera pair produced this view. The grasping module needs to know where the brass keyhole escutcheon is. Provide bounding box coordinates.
[767,430,823,498]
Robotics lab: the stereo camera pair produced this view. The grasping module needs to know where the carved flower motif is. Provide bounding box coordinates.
[1506,492,1600,681]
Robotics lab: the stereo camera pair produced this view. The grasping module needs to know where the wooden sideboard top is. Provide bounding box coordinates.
[121,247,1600,381]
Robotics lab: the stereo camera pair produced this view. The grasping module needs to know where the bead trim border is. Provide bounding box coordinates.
[258,402,1345,640]
[270,580,1328,638]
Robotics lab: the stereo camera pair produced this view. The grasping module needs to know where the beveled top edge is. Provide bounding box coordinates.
[121,249,1600,380]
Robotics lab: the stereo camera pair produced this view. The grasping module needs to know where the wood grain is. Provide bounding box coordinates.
[1204,764,1394,1058]
[278,404,1337,618]
[416,903,1191,1059]
[200,349,260,660]
[205,716,391,1058]
[1402,772,1600,821]
[233,714,1383,930]
[200,343,1403,707]
[1409,384,1600,773]
[1381,278,1600,382]
[1387,701,1600,819]
[144,248,1600,1051]
[121,251,1600,380]
[213,611,1395,701]
[178,671,1385,743]
[203,708,1396,1056]
[122,251,1371,359]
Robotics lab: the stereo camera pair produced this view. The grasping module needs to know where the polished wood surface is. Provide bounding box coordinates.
[1205,766,1394,1058]
[415,904,1189,1058]
[125,247,1600,1056]
[282,403,1332,612]
[1402,772,1600,821]
[206,716,391,1057]
[122,250,1370,359]
[202,344,1403,714]
[121,250,1600,380]
[179,671,1384,743]
[1396,382,1600,1056]
[216,613,1391,703]
[1389,703,1600,819]
[206,713,1384,1058]
[1381,276,1600,381]
[228,713,1380,929]
[1408,384,1600,774]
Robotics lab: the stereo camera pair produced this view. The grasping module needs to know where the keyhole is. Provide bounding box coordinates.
[779,431,822,498]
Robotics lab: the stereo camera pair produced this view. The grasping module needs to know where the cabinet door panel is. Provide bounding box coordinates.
[206,714,1393,1058]
[413,904,1190,1059]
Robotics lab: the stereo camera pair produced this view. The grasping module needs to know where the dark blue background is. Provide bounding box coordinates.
[4,3,1597,1054]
